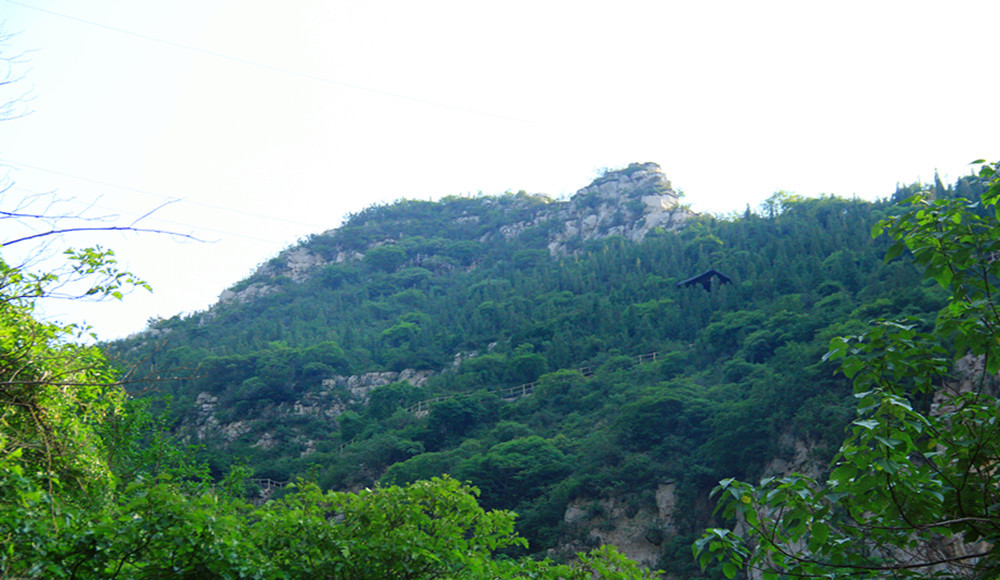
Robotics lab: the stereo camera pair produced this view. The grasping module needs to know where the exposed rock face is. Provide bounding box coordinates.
[551,432,826,576]
[221,420,252,442]
[282,247,326,282]
[290,391,350,419]
[215,163,693,304]
[934,353,1000,413]
[218,282,277,305]
[548,162,690,255]
[282,369,435,421]
[252,432,278,450]
[760,432,825,479]
[559,482,681,570]
[194,392,220,440]
[189,369,434,447]
[921,354,995,576]
[324,369,433,405]
[730,357,995,579]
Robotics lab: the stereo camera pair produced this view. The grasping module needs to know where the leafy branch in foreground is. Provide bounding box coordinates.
[695,160,1000,578]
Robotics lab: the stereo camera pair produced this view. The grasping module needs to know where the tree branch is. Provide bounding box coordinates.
[3,225,205,247]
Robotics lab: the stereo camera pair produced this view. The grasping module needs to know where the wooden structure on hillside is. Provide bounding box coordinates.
[676,268,733,291]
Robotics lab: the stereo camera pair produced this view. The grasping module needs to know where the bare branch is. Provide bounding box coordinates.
[0,26,35,121]
[3,225,206,247]
[128,198,180,228]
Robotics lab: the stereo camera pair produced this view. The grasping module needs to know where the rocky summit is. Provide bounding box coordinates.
[220,162,691,305]
[549,162,690,253]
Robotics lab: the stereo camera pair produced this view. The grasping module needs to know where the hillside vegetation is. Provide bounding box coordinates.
[0,169,672,579]
[104,164,981,575]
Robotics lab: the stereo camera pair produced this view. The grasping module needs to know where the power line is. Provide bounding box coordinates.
[0,157,331,230]
[6,184,295,245]
[5,0,566,130]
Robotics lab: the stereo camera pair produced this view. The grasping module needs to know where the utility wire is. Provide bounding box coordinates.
[2,2,526,240]
[1,158,330,230]
[5,0,566,130]
[5,183,296,244]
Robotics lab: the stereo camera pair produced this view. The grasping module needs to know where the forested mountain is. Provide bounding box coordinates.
[109,163,977,575]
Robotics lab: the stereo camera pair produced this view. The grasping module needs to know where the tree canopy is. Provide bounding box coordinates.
[696,160,1000,578]
[104,177,967,575]
[0,215,659,579]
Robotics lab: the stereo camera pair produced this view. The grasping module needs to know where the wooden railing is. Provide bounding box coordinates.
[333,352,664,455]
[402,351,660,416]
[246,478,289,506]
[250,478,288,491]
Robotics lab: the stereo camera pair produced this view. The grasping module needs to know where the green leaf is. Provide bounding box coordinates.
[931,267,953,288]
[811,522,829,545]
[884,242,904,262]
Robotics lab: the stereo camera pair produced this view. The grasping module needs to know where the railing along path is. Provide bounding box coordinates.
[335,351,660,454]
[403,351,658,416]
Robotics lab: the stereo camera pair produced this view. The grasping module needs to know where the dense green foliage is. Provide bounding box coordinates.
[0,247,144,496]
[1,460,656,578]
[0,243,655,578]
[105,171,988,574]
[696,161,1000,577]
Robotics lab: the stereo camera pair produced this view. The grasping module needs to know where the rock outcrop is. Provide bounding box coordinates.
[558,482,682,570]
[324,369,433,404]
[218,282,277,305]
[188,368,434,452]
[548,162,691,255]
[218,162,693,302]
[285,369,435,420]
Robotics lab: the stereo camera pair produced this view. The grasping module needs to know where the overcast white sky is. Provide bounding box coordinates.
[2,0,999,340]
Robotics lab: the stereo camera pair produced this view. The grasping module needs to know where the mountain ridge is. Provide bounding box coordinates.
[108,165,976,575]
[217,162,691,307]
